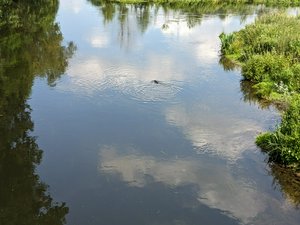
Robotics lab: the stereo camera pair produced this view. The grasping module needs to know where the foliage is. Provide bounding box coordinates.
[89,0,300,6]
[256,95,300,168]
[220,13,300,63]
[220,13,300,168]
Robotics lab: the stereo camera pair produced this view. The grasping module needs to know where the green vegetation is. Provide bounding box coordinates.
[0,1,75,223]
[220,13,300,169]
[90,0,300,6]
[256,95,300,166]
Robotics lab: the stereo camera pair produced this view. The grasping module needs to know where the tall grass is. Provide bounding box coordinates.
[220,14,300,62]
[256,95,300,166]
[220,13,300,100]
[220,13,300,169]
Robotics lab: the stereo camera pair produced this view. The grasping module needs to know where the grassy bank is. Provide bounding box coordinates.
[220,13,300,169]
[92,0,300,6]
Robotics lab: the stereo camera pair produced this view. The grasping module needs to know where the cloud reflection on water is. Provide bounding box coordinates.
[60,8,256,102]
[98,146,269,224]
[60,0,84,14]
[165,105,263,161]
[87,32,110,48]
[64,54,184,101]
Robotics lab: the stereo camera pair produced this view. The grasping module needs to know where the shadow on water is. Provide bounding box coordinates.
[240,80,289,111]
[219,56,289,111]
[218,56,240,72]
[270,164,300,208]
[220,55,292,112]
[0,0,75,224]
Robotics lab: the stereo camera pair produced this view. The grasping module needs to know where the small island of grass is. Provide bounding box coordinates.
[220,13,300,170]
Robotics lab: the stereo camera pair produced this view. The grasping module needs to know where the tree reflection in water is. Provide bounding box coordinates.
[88,0,259,48]
[0,0,75,224]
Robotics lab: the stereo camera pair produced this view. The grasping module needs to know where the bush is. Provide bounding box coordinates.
[242,53,290,82]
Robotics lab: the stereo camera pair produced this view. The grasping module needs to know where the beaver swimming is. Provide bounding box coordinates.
[152,80,160,84]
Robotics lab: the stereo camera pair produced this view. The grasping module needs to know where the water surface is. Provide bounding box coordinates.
[1,0,300,224]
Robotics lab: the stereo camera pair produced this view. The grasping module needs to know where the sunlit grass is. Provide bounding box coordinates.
[220,13,300,169]
[96,0,300,6]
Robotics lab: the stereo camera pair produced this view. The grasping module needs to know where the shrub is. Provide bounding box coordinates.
[242,53,290,82]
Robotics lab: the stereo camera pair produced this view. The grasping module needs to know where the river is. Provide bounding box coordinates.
[1,0,300,224]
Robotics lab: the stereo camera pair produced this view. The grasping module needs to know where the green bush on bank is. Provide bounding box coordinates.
[220,13,300,169]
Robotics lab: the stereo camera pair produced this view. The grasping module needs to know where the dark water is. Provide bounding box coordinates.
[1,0,300,224]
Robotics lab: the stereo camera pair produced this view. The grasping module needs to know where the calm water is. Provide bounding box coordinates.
[1,0,300,224]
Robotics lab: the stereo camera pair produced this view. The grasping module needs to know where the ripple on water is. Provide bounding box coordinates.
[104,66,183,102]
[64,63,183,103]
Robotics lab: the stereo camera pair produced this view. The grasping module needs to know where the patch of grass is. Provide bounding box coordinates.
[220,13,300,169]
[256,95,300,167]
[220,14,300,62]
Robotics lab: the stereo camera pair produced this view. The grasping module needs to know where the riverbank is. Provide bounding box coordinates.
[220,13,300,170]
[92,0,300,5]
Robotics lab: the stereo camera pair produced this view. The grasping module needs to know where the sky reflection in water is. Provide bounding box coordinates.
[28,0,300,224]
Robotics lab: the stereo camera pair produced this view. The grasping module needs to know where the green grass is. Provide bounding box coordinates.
[256,95,300,166]
[92,0,300,6]
[220,13,300,169]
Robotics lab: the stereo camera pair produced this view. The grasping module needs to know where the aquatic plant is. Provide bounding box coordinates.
[220,13,300,169]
